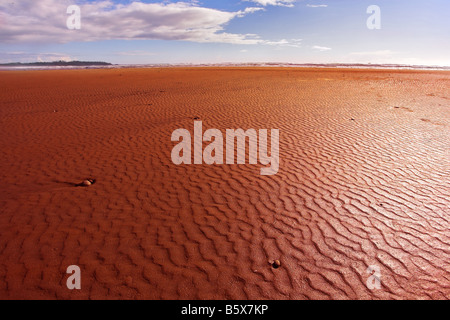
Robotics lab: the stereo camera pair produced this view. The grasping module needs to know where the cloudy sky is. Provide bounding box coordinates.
[1,0,449,66]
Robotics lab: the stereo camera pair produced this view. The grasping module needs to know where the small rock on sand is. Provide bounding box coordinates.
[269,259,281,269]
[77,179,96,187]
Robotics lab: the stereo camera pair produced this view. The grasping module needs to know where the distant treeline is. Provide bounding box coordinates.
[0,60,112,66]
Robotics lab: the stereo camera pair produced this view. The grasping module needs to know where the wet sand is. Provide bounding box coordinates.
[0,67,449,299]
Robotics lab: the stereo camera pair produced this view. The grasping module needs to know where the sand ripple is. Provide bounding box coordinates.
[0,68,449,299]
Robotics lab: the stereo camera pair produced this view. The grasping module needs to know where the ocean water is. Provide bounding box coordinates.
[1,63,449,71]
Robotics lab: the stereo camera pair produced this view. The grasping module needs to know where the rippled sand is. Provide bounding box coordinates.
[0,68,449,299]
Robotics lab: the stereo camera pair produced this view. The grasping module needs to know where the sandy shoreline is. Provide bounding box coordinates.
[0,67,449,299]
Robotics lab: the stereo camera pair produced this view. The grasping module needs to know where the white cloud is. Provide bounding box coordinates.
[1,51,75,63]
[306,4,328,8]
[312,45,331,51]
[115,50,157,57]
[265,38,302,47]
[245,0,297,7]
[350,50,396,56]
[0,0,269,45]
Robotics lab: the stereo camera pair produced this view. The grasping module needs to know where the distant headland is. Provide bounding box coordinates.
[0,60,112,67]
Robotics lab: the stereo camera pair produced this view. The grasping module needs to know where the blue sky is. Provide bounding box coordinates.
[1,0,449,66]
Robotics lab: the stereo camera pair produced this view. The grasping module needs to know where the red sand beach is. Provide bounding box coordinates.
[0,67,449,299]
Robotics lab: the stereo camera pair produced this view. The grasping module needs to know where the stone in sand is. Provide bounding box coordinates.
[78,179,96,187]
[269,259,281,269]
[81,180,92,186]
